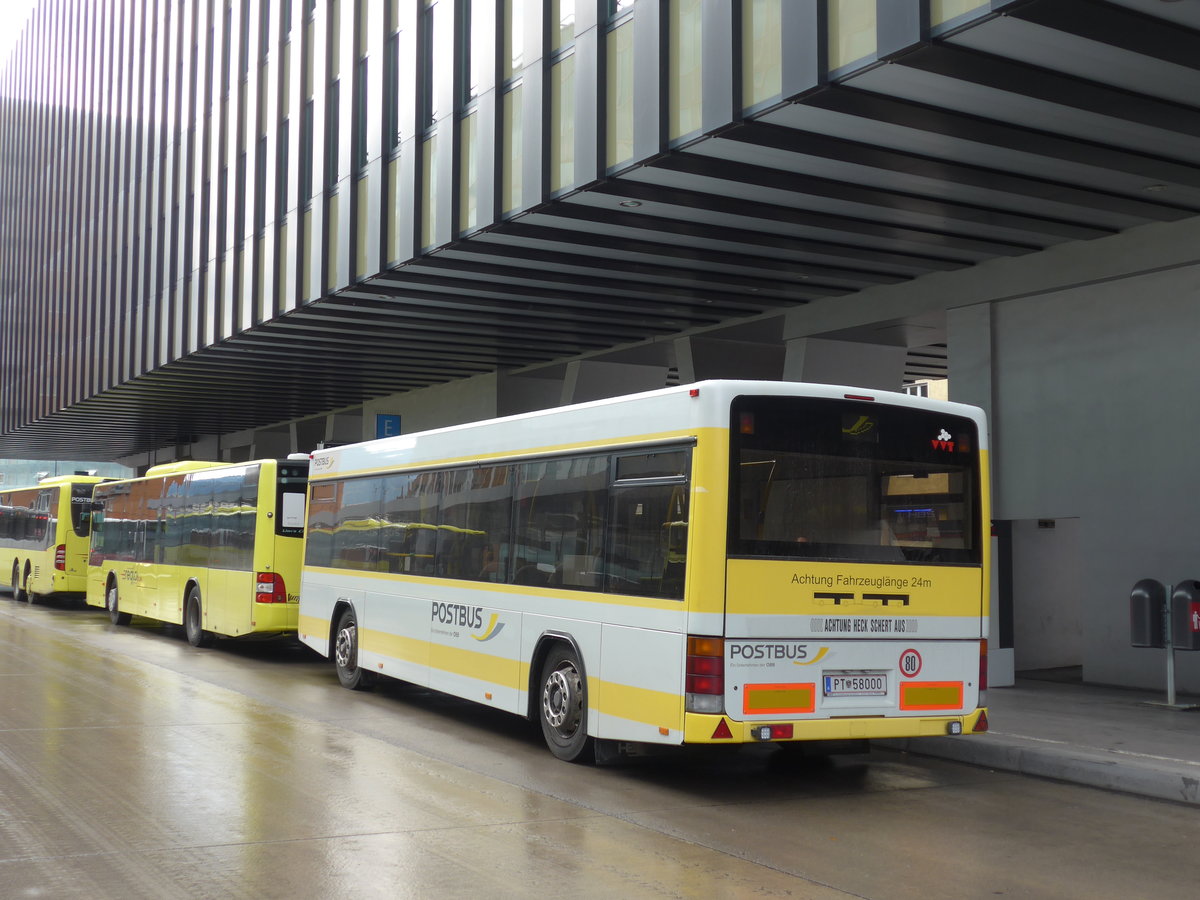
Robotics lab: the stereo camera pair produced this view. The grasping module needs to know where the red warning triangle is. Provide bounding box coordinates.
[712,718,733,740]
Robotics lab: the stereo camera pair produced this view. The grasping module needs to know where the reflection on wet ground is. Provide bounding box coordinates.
[1,596,1197,899]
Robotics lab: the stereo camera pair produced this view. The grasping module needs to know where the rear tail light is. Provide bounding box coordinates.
[686,636,725,714]
[751,724,794,741]
[978,638,988,707]
[255,572,288,603]
[55,544,67,571]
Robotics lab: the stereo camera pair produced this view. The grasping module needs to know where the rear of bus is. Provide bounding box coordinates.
[2,477,105,601]
[251,458,309,631]
[689,390,989,747]
[87,460,308,639]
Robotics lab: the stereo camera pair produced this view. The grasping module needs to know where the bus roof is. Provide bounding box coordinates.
[0,474,113,491]
[313,379,989,481]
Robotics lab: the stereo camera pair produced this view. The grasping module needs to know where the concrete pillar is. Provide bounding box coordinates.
[782,337,906,390]
[253,427,292,459]
[327,411,364,445]
[947,301,1014,687]
[673,336,785,383]
[559,360,668,404]
[497,371,563,417]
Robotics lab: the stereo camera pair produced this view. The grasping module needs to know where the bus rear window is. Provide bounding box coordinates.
[729,395,981,565]
[71,484,95,537]
[276,463,309,537]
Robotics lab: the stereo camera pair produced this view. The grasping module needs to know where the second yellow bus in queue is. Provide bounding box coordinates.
[298,380,991,762]
[1,475,110,604]
[86,459,309,645]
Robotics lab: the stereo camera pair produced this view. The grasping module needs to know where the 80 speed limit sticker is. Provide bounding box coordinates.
[899,648,922,678]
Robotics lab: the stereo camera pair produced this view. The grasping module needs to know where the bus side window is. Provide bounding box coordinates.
[605,482,688,599]
[604,451,691,600]
[513,457,607,590]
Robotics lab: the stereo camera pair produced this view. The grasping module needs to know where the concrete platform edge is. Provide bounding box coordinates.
[876,736,1200,807]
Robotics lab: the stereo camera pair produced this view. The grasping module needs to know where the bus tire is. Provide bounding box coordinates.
[106,580,132,626]
[538,645,593,763]
[13,562,27,604]
[334,607,374,691]
[184,587,215,648]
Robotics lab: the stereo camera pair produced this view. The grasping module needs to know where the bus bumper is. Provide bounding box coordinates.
[682,707,989,744]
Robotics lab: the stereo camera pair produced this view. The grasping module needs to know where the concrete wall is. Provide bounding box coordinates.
[987,275,1200,690]
[360,373,500,441]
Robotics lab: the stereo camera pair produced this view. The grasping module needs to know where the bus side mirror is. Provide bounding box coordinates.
[1171,580,1200,652]
[1130,578,1166,648]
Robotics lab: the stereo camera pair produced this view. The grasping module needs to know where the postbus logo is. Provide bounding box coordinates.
[430,603,506,641]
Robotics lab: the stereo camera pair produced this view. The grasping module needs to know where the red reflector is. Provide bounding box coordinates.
[712,719,733,740]
[844,394,875,401]
[688,655,722,677]
[979,639,989,692]
[974,710,990,733]
[55,544,67,571]
[689,388,700,397]
[687,674,722,694]
[255,572,287,603]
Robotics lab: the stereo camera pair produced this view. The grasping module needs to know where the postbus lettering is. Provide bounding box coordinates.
[729,643,809,661]
[431,602,484,630]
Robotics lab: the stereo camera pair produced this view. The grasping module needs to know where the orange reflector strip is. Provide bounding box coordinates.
[899,681,964,711]
[743,683,816,715]
[712,719,733,740]
[659,726,670,736]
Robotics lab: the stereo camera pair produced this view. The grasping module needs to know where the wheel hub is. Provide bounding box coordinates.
[543,666,581,732]
[335,624,356,669]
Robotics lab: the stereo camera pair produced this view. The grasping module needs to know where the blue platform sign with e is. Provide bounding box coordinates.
[376,414,402,439]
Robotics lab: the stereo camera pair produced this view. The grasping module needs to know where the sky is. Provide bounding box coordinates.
[0,1,38,75]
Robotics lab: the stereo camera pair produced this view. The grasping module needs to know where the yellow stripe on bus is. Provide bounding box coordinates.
[357,627,682,731]
[726,559,982,618]
[594,679,684,731]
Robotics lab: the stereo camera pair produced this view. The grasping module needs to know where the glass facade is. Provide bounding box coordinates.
[742,0,782,109]
[0,0,897,443]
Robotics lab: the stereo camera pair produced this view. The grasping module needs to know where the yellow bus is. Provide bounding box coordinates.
[299,380,990,761]
[87,459,309,646]
[1,475,110,604]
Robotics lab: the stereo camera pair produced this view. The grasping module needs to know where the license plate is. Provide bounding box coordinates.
[823,672,887,696]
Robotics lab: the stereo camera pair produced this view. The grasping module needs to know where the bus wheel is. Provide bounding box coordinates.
[106,581,132,626]
[22,565,36,604]
[13,562,27,604]
[334,607,374,691]
[184,587,215,648]
[539,646,593,763]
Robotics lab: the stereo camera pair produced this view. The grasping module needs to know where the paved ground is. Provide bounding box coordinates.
[3,602,1199,899]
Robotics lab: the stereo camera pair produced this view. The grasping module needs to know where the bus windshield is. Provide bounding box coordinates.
[728,395,981,565]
